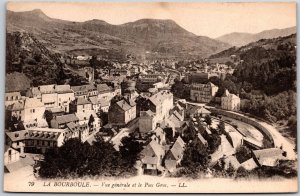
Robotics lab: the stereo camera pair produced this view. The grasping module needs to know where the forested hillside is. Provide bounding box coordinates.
[209,34,297,138]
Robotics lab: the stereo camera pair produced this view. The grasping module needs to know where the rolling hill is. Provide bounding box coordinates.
[216,26,296,47]
[211,33,296,95]
[7,9,230,61]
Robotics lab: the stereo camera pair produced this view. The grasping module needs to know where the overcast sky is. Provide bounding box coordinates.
[7,2,296,38]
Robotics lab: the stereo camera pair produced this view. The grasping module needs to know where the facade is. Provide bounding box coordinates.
[97,83,115,101]
[22,97,47,128]
[55,85,75,113]
[139,74,167,84]
[71,85,89,99]
[6,127,66,154]
[6,101,24,123]
[109,69,129,76]
[75,111,101,133]
[139,110,157,134]
[89,96,101,114]
[141,140,165,175]
[50,114,79,129]
[252,148,287,167]
[108,99,137,126]
[190,82,218,103]
[69,98,92,114]
[164,136,185,172]
[39,85,58,109]
[5,92,23,107]
[221,89,241,111]
[187,72,209,84]
[148,91,173,121]
[4,146,20,166]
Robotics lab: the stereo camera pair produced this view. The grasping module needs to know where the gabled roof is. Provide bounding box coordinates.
[30,87,41,97]
[55,85,73,93]
[6,130,27,142]
[24,98,44,108]
[149,91,172,106]
[99,98,110,107]
[39,85,56,94]
[6,128,65,142]
[71,85,95,93]
[168,136,185,161]
[54,114,79,125]
[48,107,64,114]
[142,140,164,158]
[167,114,181,128]
[196,107,211,115]
[253,148,285,159]
[5,91,21,97]
[142,156,158,165]
[75,110,98,122]
[6,101,24,111]
[76,97,91,105]
[89,96,99,105]
[115,99,132,111]
[66,122,78,132]
[173,110,183,120]
[97,83,112,93]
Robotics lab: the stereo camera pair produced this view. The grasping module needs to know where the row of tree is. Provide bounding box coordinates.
[39,134,142,178]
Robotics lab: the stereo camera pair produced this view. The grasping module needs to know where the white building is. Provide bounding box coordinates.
[22,97,47,128]
[55,85,75,113]
[190,82,218,103]
[221,89,240,111]
[148,90,173,121]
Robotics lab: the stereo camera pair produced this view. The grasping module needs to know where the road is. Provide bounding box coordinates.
[185,102,297,160]
[221,110,297,160]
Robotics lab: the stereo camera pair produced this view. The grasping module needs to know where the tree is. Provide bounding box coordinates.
[44,110,53,127]
[39,136,136,179]
[119,135,143,168]
[217,121,226,135]
[204,115,212,127]
[226,162,236,177]
[235,166,249,179]
[206,133,221,154]
[88,114,95,128]
[235,145,252,163]
[180,142,210,176]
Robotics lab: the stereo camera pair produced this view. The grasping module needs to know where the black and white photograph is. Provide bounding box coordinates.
[3,2,297,193]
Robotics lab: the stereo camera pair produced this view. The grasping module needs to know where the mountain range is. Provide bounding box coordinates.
[7,9,230,60]
[216,26,296,47]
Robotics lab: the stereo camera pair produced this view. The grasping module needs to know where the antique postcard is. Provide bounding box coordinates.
[4,2,297,193]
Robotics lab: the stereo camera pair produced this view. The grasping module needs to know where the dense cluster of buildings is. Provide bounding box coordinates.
[4,58,287,176]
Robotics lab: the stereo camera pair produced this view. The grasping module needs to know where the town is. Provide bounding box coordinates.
[4,50,296,179]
